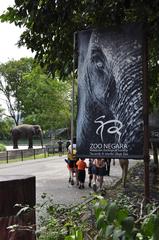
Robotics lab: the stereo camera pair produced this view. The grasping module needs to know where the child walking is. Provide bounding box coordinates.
[76,158,87,189]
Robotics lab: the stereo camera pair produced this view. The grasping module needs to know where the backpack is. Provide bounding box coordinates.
[68,146,76,161]
[72,148,77,160]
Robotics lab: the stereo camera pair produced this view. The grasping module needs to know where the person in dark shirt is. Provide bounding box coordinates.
[66,139,71,151]
[57,138,63,156]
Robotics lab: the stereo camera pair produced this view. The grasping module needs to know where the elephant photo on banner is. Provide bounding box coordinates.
[76,23,144,159]
[11,124,43,149]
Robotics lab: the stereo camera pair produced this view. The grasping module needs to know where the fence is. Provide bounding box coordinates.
[45,145,65,155]
[0,144,67,163]
[0,148,46,163]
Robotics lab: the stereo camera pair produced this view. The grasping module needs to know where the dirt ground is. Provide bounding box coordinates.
[105,161,159,207]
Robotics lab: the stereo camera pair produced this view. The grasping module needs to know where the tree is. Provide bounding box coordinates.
[0,117,14,140]
[0,0,159,108]
[0,58,71,130]
[0,58,35,125]
[1,0,159,109]
[20,65,72,131]
[0,58,71,129]
[0,106,14,140]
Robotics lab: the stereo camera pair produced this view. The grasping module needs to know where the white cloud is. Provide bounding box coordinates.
[0,0,35,112]
[0,0,34,64]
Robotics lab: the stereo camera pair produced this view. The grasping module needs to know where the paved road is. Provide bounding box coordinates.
[0,155,140,206]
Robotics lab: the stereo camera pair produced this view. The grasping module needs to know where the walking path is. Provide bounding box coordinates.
[0,155,140,206]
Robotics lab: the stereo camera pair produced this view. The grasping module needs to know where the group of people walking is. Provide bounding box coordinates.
[65,137,111,191]
[67,157,111,191]
[76,158,111,191]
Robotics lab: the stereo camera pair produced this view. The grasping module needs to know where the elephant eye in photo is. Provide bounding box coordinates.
[96,60,104,69]
[90,47,105,72]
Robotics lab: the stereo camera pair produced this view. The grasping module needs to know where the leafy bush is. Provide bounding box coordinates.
[37,194,89,240]
[7,193,159,240]
[93,196,159,240]
[0,143,6,152]
[37,195,159,240]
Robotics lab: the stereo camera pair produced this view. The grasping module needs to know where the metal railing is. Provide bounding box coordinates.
[0,148,46,163]
[0,145,67,163]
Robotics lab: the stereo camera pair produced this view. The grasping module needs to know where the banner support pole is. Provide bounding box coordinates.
[143,26,150,202]
[71,32,77,151]
[71,73,75,151]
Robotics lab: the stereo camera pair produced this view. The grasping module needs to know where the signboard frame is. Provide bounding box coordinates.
[76,23,145,159]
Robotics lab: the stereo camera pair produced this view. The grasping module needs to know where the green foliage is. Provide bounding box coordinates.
[0,117,14,140]
[93,198,135,239]
[93,197,159,240]
[0,0,159,110]
[37,195,88,240]
[141,215,155,237]
[0,143,6,151]
[1,0,158,75]
[21,65,72,130]
[0,58,35,125]
[0,58,72,131]
[37,195,159,240]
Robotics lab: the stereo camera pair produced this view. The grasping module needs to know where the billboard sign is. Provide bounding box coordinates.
[76,23,144,159]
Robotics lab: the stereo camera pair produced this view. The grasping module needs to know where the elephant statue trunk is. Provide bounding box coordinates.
[11,124,43,149]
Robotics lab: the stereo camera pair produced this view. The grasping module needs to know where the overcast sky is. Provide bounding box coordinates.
[0,0,34,111]
[0,0,34,64]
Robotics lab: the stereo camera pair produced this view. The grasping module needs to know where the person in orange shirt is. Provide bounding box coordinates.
[76,158,87,189]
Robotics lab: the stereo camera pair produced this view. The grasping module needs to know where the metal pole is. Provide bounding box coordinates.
[71,72,74,152]
[21,150,23,161]
[44,147,46,158]
[6,151,8,163]
[71,32,77,151]
[34,149,36,159]
[143,24,150,202]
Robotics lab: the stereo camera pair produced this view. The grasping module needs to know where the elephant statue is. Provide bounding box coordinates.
[11,124,43,149]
